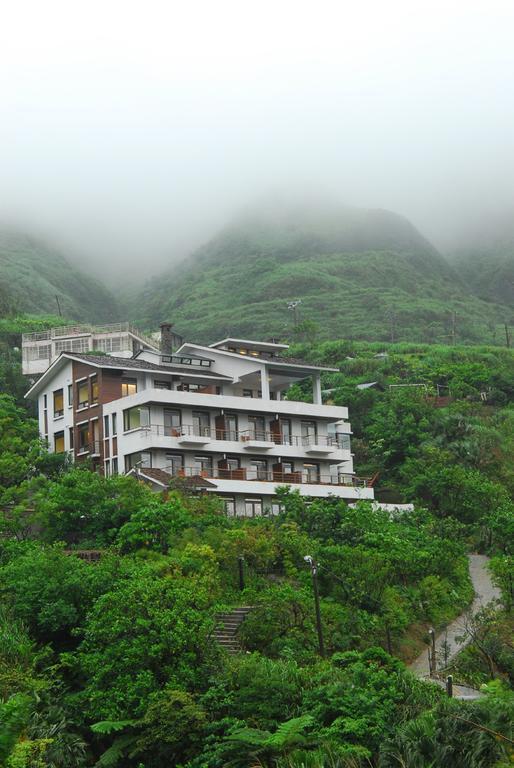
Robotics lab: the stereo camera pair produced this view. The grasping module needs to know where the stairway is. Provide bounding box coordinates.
[213,606,253,654]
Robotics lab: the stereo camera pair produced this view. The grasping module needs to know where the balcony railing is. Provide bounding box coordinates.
[162,464,371,487]
[127,424,350,450]
[76,441,101,456]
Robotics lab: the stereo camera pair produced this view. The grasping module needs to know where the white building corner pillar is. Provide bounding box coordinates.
[313,373,322,404]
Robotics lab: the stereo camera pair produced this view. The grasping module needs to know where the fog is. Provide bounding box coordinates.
[1,0,514,284]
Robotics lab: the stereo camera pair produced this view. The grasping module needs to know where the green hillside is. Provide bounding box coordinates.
[451,236,514,307]
[130,202,513,345]
[0,231,119,322]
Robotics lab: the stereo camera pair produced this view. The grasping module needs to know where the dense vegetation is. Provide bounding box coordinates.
[0,320,512,766]
[0,232,118,322]
[127,202,513,344]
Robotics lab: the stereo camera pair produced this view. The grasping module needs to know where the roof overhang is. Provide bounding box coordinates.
[209,337,290,352]
[179,342,338,373]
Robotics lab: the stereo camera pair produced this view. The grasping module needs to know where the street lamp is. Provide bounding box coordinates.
[304,555,325,657]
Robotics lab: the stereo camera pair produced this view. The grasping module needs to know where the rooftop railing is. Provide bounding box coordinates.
[22,322,159,350]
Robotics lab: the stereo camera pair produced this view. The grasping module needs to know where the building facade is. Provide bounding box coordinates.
[25,334,374,515]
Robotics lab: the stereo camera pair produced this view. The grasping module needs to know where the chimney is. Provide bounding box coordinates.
[160,322,174,356]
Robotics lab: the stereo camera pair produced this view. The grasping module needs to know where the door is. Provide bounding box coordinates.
[192,411,210,436]
[165,453,183,476]
[194,455,213,476]
[301,420,317,445]
[248,415,266,440]
[225,413,238,441]
[250,458,268,480]
[164,409,181,436]
[280,418,292,445]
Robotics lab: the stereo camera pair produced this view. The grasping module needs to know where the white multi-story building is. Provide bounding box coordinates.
[25,327,374,515]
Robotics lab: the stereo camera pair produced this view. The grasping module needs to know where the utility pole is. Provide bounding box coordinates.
[55,295,63,317]
[505,324,511,349]
[287,300,302,328]
[387,311,397,343]
[450,311,457,346]
[304,555,324,657]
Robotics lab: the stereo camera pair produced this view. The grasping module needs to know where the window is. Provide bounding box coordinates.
[91,420,99,453]
[248,415,266,440]
[154,380,171,390]
[243,389,253,398]
[301,420,317,443]
[53,389,64,417]
[125,451,152,471]
[194,455,212,475]
[225,413,238,440]
[55,340,73,354]
[91,375,99,404]
[68,384,73,407]
[123,406,150,432]
[250,458,268,480]
[280,419,292,445]
[77,380,89,408]
[112,457,118,475]
[164,409,181,436]
[104,415,110,438]
[224,497,236,516]
[271,502,284,516]
[165,453,184,475]
[78,423,89,453]
[71,338,90,353]
[112,413,117,435]
[54,431,65,453]
[192,411,210,436]
[104,460,111,476]
[282,461,294,475]
[337,434,351,451]
[39,344,51,359]
[121,378,137,397]
[95,337,121,353]
[244,498,262,517]
[177,382,201,392]
[69,427,74,450]
[303,463,319,483]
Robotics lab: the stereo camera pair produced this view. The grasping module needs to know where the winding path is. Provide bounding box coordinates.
[409,554,501,677]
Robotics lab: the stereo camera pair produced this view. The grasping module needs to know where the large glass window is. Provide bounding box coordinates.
[104,414,110,438]
[112,413,117,435]
[125,451,152,471]
[53,389,64,417]
[123,406,150,432]
[54,431,65,453]
[67,384,73,407]
[112,457,118,475]
[164,409,181,436]
[69,427,74,450]
[77,380,89,408]
[154,380,171,390]
[78,423,89,452]
[91,375,99,404]
[121,378,137,397]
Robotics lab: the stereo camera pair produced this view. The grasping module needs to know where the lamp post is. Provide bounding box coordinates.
[428,627,436,677]
[304,555,324,658]
[238,555,245,592]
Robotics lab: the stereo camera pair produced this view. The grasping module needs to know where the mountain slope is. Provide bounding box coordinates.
[0,232,119,322]
[130,202,512,344]
[450,230,514,308]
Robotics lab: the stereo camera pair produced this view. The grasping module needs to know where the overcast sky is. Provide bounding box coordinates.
[1,0,513,283]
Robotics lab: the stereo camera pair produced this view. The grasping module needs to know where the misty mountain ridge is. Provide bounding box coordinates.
[129,201,512,344]
[0,230,119,322]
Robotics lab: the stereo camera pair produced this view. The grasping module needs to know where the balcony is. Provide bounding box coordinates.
[125,424,349,455]
[166,465,372,488]
[76,441,101,457]
[239,429,276,450]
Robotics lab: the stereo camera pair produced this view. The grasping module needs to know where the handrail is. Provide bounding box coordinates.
[161,464,372,487]
[127,424,349,450]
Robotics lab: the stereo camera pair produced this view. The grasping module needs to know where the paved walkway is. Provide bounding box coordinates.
[409,554,501,677]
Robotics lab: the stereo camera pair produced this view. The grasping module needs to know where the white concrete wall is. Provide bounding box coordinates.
[38,361,74,453]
